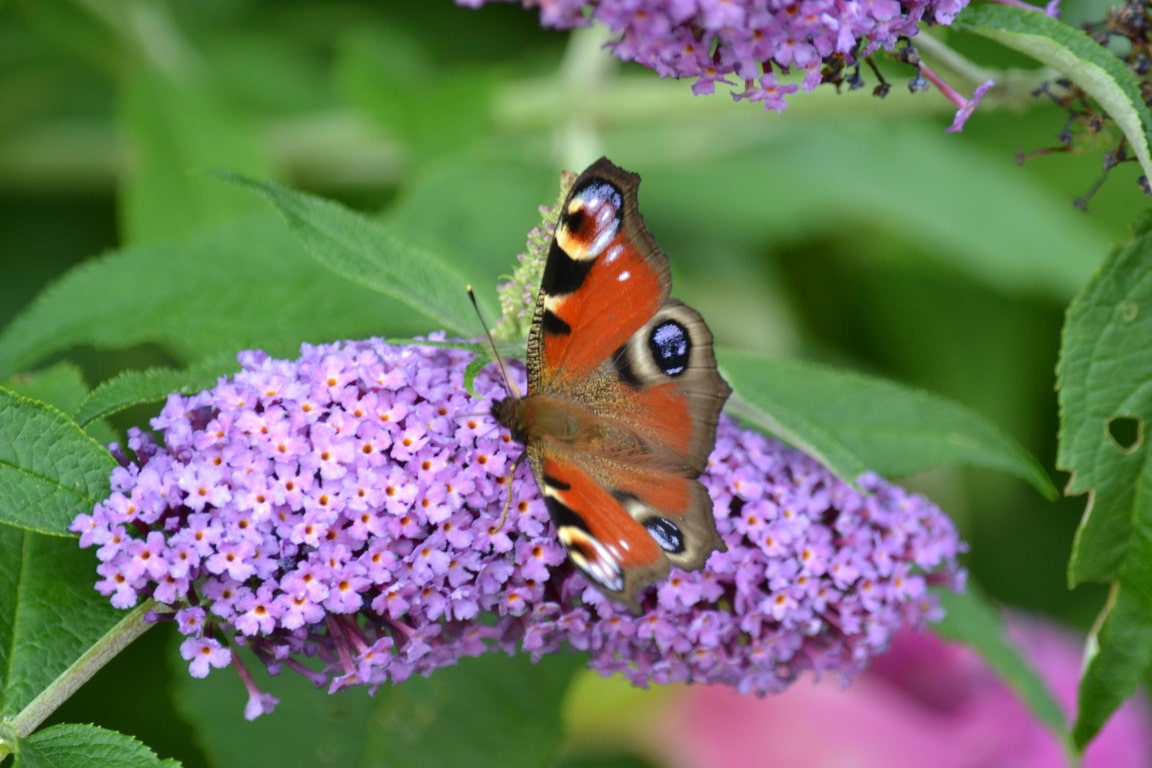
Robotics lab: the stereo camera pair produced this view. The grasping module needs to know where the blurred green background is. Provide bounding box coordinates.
[2,0,1145,765]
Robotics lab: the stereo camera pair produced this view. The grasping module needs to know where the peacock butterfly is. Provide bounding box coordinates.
[491,158,732,611]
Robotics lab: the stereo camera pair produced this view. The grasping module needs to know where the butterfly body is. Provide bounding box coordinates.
[492,158,731,611]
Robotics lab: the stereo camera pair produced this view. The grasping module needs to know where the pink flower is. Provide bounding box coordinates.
[656,619,1152,768]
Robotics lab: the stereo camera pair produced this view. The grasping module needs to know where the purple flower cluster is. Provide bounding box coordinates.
[457,0,971,112]
[74,337,965,718]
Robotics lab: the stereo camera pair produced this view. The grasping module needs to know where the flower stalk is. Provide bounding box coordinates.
[9,602,155,742]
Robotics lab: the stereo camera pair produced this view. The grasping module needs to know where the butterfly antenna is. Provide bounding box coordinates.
[467,286,521,398]
[468,285,523,532]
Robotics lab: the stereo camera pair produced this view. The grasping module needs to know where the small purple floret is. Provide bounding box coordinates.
[75,337,966,716]
[947,79,995,132]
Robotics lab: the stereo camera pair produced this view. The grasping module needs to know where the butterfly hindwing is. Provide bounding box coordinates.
[531,450,724,609]
[533,452,669,607]
[610,300,730,469]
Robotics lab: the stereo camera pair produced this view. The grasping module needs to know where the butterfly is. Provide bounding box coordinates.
[491,157,732,611]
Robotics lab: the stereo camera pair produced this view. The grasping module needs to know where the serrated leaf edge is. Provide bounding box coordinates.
[0,388,117,537]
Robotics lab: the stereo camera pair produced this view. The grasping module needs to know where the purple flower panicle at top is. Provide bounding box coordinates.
[73,338,965,717]
[457,0,972,112]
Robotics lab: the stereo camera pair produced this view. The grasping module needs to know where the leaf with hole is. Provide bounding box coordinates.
[1057,219,1152,749]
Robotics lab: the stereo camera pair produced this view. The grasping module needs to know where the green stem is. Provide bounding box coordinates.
[9,601,156,739]
[553,23,618,168]
[71,0,202,78]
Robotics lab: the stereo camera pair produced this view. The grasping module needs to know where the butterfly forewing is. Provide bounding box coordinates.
[495,157,731,611]
[528,159,671,391]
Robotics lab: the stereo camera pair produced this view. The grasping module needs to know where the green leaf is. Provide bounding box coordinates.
[0,528,125,720]
[553,755,655,768]
[956,3,1152,183]
[3,363,89,415]
[644,121,1110,301]
[174,649,581,768]
[934,589,1070,749]
[15,723,179,768]
[379,155,554,281]
[335,28,498,159]
[75,354,241,427]
[0,388,116,537]
[1058,227,1152,584]
[720,349,1055,495]
[12,0,135,76]
[4,363,119,448]
[1056,223,1152,747]
[174,652,377,767]
[118,69,271,245]
[1073,584,1152,750]
[0,215,427,379]
[216,173,486,337]
[368,653,581,768]
[463,355,491,399]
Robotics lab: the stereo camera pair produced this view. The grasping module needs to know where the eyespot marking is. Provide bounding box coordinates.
[558,525,625,592]
[644,517,686,554]
[648,320,690,377]
[565,181,622,258]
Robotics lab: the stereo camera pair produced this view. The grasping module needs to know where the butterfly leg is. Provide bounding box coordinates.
[495,450,529,531]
